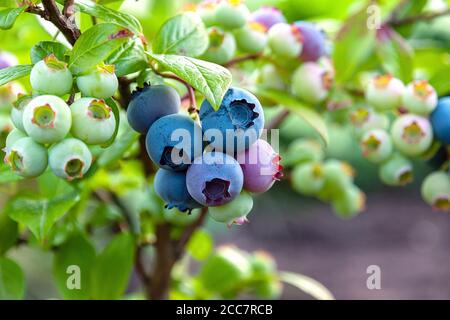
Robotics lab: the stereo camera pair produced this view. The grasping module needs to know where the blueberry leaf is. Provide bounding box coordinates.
[97,128,140,168]
[147,53,232,110]
[0,64,32,86]
[101,98,121,148]
[153,13,209,57]
[187,229,213,261]
[0,257,25,300]
[0,7,25,30]
[256,88,329,146]
[69,23,133,75]
[30,41,70,64]
[107,40,148,77]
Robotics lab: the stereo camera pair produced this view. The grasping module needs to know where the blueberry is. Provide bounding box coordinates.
[291,162,324,196]
[379,153,413,186]
[430,97,450,145]
[0,82,25,113]
[267,22,303,59]
[11,94,32,132]
[350,107,389,137]
[48,138,92,181]
[291,62,333,104]
[76,64,118,99]
[214,0,249,30]
[365,75,405,111]
[391,114,433,157]
[233,22,268,54]
[196,0,220,27]
[154,168,202,212]
[201,27,236,65]
[4,137,48,178]
[209,191,253,225]
[22,95,71,144]
[30,54,73,96]
[293,21,327,62]
[5,128,26,150]
[236,139,283,193]
[250,6,286,29]
[127,84,181,134]
[200,87,264,153]
[403,80,437,115]
[0,51,18,69]
[146,114,202,171]
[331,185,365,218]
[421,171,450,211]
[186,152,243,206]
[70,98,116,145]
[360,129,393,163]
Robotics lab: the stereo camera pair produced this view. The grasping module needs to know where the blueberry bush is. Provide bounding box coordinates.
[0,0,448,300]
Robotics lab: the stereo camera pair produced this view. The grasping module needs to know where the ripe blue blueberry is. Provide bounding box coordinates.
[4,137,48,178]
[250,6,286,29]
[127,84,181,134]
[154,168,202,212]
[30,54,73,96]
[146,114,202,171]
[48,138,92,180]
[293,21,326,62]
[200,87,264,153]
[201,27,236,65]
[430,97,450,145]
[22,95,71,144]
[76,64,118,99]
[70,98,116,145]
[186,152,244,206]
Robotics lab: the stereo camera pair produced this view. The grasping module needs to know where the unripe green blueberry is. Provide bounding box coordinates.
[11,94,32,132]
[391,114,433,157]
[332,185,365,218]
[253,278,282,299]
[283,138,324,167]
[0,81,24,113]
[0,114,12,134]
[5,128,26,150]
[76,64,118,99]
[4,137,48,178]
[291,62,333,104]
[378,153,413,186]
[22,95,71,144]
[350,107,390,137]
[402,80,437,115]
[421,171,450,211]
[209,192,253,226]
[365,75,404,111]
[163,207,201,226]
[214,0,249,30]
[201,27,236,64]
[70,98,116,145]
[250,250,277,276]
[195,0,219,27]
[268,22,303,59]
[254,64,287,91]
[318,160,355,201]
[30,54,73,96]
[360,129,393,163]
[291,162,325,196]
[234,22,268,54]
[48,138,92,181]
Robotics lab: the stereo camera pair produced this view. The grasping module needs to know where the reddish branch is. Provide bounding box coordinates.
[224,53,262,67]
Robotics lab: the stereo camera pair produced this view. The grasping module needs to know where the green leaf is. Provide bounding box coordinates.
[97,128,140,167]
[153,13,209,57]
[69,23,133,75]
[101,98,120,148]
[30,41,70,64]
[107,40,148,77]
[0,210,18,255]
[55,0,142,34]
[90,233,135,299]
[187,229,213,261]
[256,88,329,145]
[147,53,232,110]
[0,7,25,30]
[0,64,32,86]
[0,257,25,299]
[430,63,450,95]
[333,4,376,83]
[0,163,22,184]
[5,191,80,242]
[53,234,96,299]
[376,27,413,83]
[279,271,334,300]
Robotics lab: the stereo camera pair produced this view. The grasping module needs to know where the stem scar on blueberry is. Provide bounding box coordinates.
[6,150,23,172]
[272,154,284,180]
[64,157,85,181]
[202,178,231,205]
[87,99,112,120]
[32,104,56,128]
[227,99,259,129]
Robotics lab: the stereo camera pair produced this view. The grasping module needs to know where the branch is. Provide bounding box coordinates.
[174,207,208,260]
[224,53,262,67]
[388,8,450,27]
[265,108,290,130]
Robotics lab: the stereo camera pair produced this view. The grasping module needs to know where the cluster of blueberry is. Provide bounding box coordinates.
[2,54,118,180]
[352,74,450,210]
[193,1,331,105]
[127,84,282,225]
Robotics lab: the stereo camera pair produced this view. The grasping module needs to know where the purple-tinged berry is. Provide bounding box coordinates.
[250,6,286,29]
[76,64,118,99]
[267,22,303,59]
[4,137,48,178]
[127,84,181,134]
[237,139,283,193]
[209,191,253,225]
[234,22,268,54]
[402,80,437,115]
[430,97,450,145]
[293,21,326,62]
[201,27,236,65]
[391,114,433,157]
[22,95,71,144]
[154,168,202,212]
[291,62,333,104]
[421,171,450,211]
[365,75,404,111]
[30,54,73,96]
[186,152,243,206]
[200,87,264,153]
[0,51,18,69]
[48,138,92,181]
[360,129,393,163]
[146,114,202,171]
[379,153,413,186]
[70,98,116,145]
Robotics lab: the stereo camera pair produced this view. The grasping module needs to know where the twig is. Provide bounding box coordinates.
[265,108,290,130]
[224,53,262,67]
[41,0,80,45]
[389,8,450,26]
